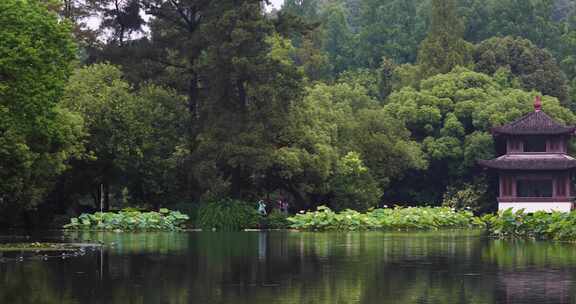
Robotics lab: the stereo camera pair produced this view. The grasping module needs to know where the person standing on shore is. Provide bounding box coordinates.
[257,200,267,216]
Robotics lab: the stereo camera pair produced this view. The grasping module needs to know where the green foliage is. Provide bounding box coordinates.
[61,64,189,207]
[197,200,261,231]
[417,0,474,77]
[281,0,320,20]
[464,0,561,50]
[0,0,83,211]
[288,206,482,231]
[63,209,189,231]
[186,1,305,201]
[295,34,333,81]
[442,178,491,213]
[282,81,426,210]
[12,0,576,225]
[355,0,428,66]
[170,201,200,223]
[474,36,569,103]
[385,67,576,202]
[485,209,576,241]
[330,152,382,212]
[261,209,290,229]
[320,4,355,74]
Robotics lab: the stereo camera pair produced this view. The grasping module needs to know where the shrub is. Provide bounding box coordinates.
[262,209,290,229]
[442,179,491,214]
[63,209,189,231]
[197,199,261,231]
[288,206,482,231]
[170,201,200,223]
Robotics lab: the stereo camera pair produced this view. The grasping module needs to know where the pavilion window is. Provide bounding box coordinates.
[509,139,521,152]
[556,176,567,197]
[516,179,553,197]
[501,176,513,196]
[550,138,559,152]
[523,136,547,152]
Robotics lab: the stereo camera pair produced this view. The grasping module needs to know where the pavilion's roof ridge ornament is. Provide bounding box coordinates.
[534,95,542,112]
[491,97,576,135]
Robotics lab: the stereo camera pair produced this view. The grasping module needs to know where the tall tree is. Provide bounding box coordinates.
[474,36,570,105]
[40,0,101,46]
[486,0,560,49]
[281,0,320,20]
[100,0,145,46]
[356,0,428,67]
[417,0,473,77]
[189,0,304,199]
[0,0,84,214]
[141,0,210,125]
[61,64,189,210]
[320,3,355,75]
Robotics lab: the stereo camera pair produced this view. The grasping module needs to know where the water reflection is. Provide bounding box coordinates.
[0,230,574,303]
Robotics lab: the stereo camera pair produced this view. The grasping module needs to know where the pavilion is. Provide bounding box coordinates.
[479,96,576,212]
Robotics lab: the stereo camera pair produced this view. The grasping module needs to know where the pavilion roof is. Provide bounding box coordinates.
[491,111,576,135]
[478,154,576,170]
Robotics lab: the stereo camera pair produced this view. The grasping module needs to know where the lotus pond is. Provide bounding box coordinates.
[1,230,576,304]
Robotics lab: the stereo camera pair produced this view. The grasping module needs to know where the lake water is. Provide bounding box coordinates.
[0,230,575,304]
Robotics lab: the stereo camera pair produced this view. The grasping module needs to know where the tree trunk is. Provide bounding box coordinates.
[188,61,199,120]
[103,181,110,211]
[231,166,243,199]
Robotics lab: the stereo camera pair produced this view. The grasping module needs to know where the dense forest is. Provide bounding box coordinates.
[3,0,576,227]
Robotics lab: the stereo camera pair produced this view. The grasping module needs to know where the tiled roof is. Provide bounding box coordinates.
[478,154,576,170]
[491,111,576,135]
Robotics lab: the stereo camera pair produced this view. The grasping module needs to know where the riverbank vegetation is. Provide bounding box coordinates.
[63,209,189,231]
[196,199,290,230]
[4,0,576,228]
[288,206,482,231]
[196,200,261,231]
[485,209,576,242]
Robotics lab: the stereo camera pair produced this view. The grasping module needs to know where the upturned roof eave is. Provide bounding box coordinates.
[490,126,576,136]
[477,159,576,171]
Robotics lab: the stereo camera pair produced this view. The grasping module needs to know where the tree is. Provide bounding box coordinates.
[295,32,334,81]
[39,0,101,47]
[184,0,305,200]
[284,82,426,210]
[356,0,428,67]
[378,57,397,100]
[485,0,561,49]
[474,36,570,105]
[99,0,145,46]
[320,4,355,75]
[61,64,134,210]
[141,0,211,123]
[0,0,84,213]
[330,152,382,211]
[281,0,320,20]
[60,64,189,210]
[417,0,473,77]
